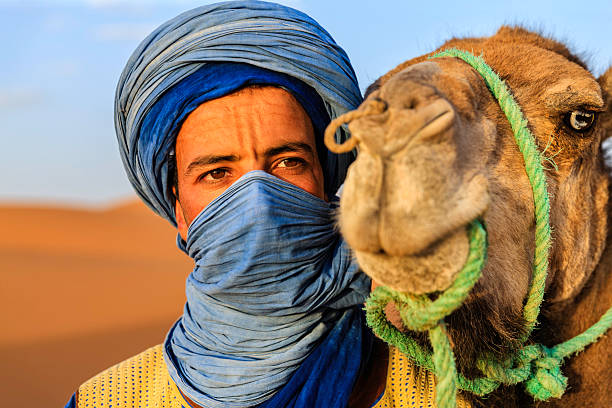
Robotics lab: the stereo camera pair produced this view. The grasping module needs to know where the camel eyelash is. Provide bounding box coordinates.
[541,132,563,172]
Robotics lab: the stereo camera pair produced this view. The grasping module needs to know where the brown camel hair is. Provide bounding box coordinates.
[338,26,612,407]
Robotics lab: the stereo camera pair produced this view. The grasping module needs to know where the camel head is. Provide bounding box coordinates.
[333,26,612,367]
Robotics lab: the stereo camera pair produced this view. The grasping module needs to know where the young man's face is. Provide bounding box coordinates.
[174,86,325,240]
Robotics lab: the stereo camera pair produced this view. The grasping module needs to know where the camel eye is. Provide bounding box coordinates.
[565,110,596,133]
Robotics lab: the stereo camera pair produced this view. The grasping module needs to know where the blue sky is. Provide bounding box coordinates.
[2,0,611,206]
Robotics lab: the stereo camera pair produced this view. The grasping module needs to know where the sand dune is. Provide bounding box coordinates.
[0,200,193,407]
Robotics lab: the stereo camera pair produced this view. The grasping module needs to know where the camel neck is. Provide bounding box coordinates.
[538,233,612,345]
[529,231,612,405]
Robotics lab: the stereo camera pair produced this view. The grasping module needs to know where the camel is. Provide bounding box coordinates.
[327,27,612,407]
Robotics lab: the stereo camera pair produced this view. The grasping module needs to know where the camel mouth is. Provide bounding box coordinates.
[339,158,490,295]
[354,224,471,294]
[372,222,458,257]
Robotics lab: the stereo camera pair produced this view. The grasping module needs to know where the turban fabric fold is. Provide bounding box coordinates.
[115,0,363,224]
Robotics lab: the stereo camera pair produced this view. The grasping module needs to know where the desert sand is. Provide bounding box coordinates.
[0,200,193,407]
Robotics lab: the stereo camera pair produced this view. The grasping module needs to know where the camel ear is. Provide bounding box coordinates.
[598,66,612,140]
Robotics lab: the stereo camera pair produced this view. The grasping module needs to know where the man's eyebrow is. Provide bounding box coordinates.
[184,154,239,176]
[264,142,314,158]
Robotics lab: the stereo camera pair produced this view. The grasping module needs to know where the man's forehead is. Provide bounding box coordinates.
[202,85,302,110]
[179,86,308,130]
[174,86,316,167]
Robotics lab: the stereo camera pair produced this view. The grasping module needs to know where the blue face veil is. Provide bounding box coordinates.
[115,1,370,408]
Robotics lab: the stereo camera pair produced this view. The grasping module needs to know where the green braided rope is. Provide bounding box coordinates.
[364,48,612,406]
[432,48,551,338]
[397,220,487,332]
[429,324,457,407]
[551,305,612,359]
[366,220,487,408]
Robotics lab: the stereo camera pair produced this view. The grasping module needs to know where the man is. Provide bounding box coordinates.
[65,2,477,407]
[65,2,386,407]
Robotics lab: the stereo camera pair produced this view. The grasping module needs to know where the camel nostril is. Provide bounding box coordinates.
[405,97,417,110]
[371,97,388,112]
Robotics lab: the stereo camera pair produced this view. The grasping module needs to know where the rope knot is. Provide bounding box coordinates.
[523,345,568,401]
[476,344,567,400]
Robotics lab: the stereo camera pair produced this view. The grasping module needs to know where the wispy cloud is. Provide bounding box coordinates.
[86,0,306,42]
[42,13,72,33]
[0,88,44,110]
[85,0,207,9]
[92,22,157,42]
[85,0,125,7]
[48,59,80,77]
[84,0,303,9]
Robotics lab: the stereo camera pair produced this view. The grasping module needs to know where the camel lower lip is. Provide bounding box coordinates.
[354,226,470,294]
[378,229,452,258]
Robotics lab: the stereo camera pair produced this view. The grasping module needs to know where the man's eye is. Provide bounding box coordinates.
[201,168,228,181]
[277,158,304,168]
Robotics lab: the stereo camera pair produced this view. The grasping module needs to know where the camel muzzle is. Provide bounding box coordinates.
[325,76,489,293]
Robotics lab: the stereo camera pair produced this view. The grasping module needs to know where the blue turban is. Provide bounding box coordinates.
[113,2,371,407]
[115,0,363,224]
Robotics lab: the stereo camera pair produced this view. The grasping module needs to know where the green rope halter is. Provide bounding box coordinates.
[365,48,612,407]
